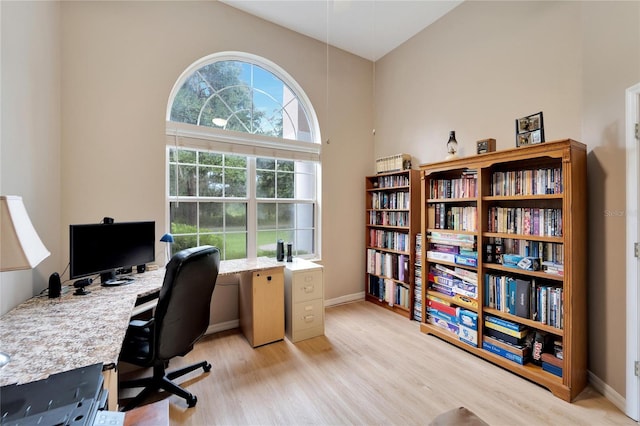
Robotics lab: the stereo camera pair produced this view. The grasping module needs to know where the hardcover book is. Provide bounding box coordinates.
[515,279,531,318]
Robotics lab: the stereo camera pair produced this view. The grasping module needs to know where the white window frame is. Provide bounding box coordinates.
[166,52,322,260]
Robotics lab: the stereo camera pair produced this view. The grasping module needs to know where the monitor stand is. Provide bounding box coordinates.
[101,270,135,286]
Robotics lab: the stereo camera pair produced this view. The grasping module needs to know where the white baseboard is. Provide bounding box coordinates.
[588,370,627,415]
[202,291,366,336]
[324,291,365,307]
[206,319,239,335]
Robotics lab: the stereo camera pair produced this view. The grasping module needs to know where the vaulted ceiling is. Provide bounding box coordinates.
[220,1,463,61]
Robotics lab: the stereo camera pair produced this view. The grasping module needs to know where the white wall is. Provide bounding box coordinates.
[374,0,640,400]
[58,1,372,321]
[0,1,61,314]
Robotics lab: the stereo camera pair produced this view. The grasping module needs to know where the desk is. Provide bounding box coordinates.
[0,257,283,411]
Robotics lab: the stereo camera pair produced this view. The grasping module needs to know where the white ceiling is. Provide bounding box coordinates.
[220,1,463,61]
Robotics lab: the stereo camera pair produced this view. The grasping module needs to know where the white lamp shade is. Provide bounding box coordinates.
[1,195,50,271]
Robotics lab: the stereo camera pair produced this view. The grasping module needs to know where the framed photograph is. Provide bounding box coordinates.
[476,138,496,154]
[515,111,545,147]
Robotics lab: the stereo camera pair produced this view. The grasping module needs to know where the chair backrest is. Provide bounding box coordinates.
[154,245,220,360]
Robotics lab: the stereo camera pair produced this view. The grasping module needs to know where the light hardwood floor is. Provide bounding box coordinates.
[119,301,636,425]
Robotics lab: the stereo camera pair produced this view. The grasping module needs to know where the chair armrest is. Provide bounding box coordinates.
[129,318,154,329]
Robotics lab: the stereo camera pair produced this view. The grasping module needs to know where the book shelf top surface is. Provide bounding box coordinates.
[418,139,585,171]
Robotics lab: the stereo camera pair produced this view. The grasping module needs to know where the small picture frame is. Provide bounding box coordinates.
[515,111,545,147]
[476,138,496,154]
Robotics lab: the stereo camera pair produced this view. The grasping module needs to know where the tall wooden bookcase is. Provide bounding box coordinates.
[365,169,420,319]
[419,139,587,401]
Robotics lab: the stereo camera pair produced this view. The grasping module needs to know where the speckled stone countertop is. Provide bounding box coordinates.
[0,257,283,387]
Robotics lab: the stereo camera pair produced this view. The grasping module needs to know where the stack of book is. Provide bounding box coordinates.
[426,294,478,347]
[541,352,563,377]
[426,294,459,336]
[413,233,423,322]
[427,232,477,267]
[482,315,532,365]
[429,264,478,300]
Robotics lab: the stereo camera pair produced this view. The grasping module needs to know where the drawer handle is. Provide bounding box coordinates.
[304,315,314,322]
[303,285,314,293]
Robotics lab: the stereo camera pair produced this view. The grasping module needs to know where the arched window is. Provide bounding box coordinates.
[166,52,321,261]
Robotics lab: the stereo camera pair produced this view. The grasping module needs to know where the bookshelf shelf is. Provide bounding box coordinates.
[482,194,564,201]
[419,139,587,402]
[483,232,563,243]
[483,263,565,281]
[484,307,564,336]
[365,169,420,319]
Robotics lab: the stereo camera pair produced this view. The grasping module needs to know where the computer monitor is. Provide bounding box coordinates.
[70,221,155,283]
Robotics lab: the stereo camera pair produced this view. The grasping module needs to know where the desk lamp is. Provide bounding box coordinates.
[160,233,174,265]
[0,195,51,368]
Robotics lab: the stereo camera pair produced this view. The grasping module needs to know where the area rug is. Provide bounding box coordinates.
[429,407,489,426]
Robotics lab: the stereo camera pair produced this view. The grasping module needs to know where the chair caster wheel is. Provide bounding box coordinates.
[187,395,197,408]
[203,363,212,372]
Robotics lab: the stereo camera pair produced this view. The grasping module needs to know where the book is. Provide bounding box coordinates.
[427,251,456,263]
[515,278,531,318]
[427,297,459,317]
[482,341,527,365]
[484,320,528,338]
[540,352,563,368]
[542,361,562,377]
[483,335,530,358]
[455,254,478,267]
[484,326,527,345]
[485,315,526,331]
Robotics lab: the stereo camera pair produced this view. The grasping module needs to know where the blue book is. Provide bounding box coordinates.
[485,315,526,331]
[542,361,563,377]
[482,341,526,365]
[507,278,516,314]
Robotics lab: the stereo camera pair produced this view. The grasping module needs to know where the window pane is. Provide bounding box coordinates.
[295,203,315,228]
[199,152,223,166]
[170,202,197,234]
[278,230,294,244]
[199,202,223,232]
[225,203,247,232]
[169,164,177,197]
[170,59,314,143]
[278,204,294,228]
[198,166,223,197]
[177,150,196,164]
[172,234,198,254]
[177,165,196,196]
[277,171,294,198]
[256,170,275,198]
[225,168,247,197]
[200,233,225,258]
[295,170,315,200]
[225,155,246,168]
[256,230,277,257]
[295,229,314,256]
[257,203,276,230]
[256,158,275,170]
[277,160,294,171]
[222,232,247,260]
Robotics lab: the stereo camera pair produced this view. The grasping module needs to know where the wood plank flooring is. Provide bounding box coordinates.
[118,301,635,425]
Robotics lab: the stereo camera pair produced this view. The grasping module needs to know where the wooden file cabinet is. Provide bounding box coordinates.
[239,266,285,347]
[284,259,324,343]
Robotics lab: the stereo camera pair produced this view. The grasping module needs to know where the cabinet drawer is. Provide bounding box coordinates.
[292,298,324,331]
[291,270,323,302]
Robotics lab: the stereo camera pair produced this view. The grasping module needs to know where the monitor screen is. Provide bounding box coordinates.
[69,221,155,281]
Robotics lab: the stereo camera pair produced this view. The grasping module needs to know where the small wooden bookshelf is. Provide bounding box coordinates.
[419,139,587,402]
[364,169,420,319]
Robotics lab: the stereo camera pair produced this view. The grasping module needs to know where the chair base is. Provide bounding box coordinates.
[119,360,212,412]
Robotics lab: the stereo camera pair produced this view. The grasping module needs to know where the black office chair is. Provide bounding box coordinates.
[118,245,220,411]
